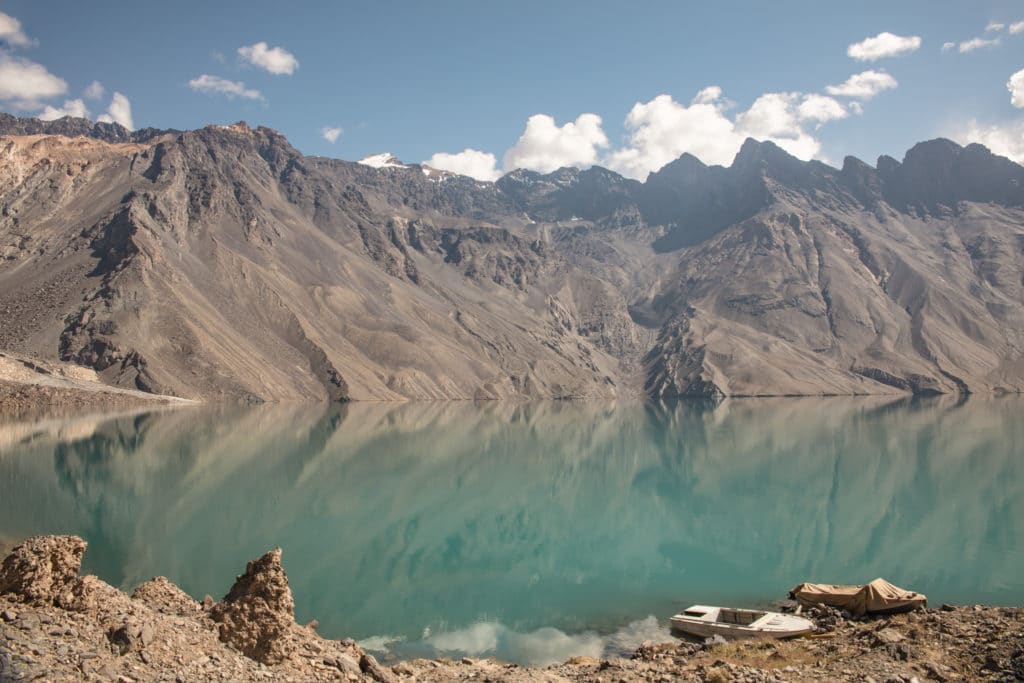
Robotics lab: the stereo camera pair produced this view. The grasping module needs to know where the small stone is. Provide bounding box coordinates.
[461,657,476,665]
[873,628,905,646]
[360,653,397,683]
[391,663,415,676]
[140,650,152,664]
[0,609,16,622]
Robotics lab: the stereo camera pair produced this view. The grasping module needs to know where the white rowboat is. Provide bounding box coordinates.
[669,605,815,640]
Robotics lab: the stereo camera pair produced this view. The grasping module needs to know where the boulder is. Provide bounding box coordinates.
[210,548,295,664]
[0,536,86,606]
[132,577,200,616]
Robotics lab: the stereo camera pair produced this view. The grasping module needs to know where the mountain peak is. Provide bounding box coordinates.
[901,138,963,166]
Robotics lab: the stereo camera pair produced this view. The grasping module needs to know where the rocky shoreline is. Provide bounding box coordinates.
[0,353,190,420]
[1,536,1022,682]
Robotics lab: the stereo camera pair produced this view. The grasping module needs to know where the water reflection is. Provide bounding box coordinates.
[1,397,1022,664]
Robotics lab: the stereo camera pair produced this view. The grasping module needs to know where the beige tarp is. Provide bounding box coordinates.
[788,578,927,616]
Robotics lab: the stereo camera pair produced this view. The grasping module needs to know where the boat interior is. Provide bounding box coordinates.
[683,608,766,625]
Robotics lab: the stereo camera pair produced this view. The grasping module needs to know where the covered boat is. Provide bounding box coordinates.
[669,605,816,640]
[788,578,927,616]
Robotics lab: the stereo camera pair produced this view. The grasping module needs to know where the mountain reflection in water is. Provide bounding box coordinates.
[1,397,1022,664]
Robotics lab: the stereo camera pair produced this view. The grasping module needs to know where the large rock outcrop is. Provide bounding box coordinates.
[0,535,86,606]
[210,548,296,664]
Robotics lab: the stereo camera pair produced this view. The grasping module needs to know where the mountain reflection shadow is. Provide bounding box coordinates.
[0,396,1022,659]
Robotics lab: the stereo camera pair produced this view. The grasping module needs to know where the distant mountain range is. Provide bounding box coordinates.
[1,113,1022,401]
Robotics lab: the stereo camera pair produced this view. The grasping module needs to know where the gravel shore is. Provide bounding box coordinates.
[1,536,1021,682]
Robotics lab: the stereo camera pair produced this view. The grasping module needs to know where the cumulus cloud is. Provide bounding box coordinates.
[826,70,898,99]
[603,93,739,177]
[942,42,956,52]
[1011,21,1024,34]
[0,53,67,107]
[0,11,33,47]
[238,42,298,75]
[424,149,501,181]
[83,80,104,100]
[986,22,1005,32]
[847,32,922,61]
[797,94,849,123]
[955,119,1024,162]
[734,93,822,158]
[602,88,848,179]
[38,98,89,121]
[692,85,723,104]
[1010,68,1024,108]
[321,126,342,143]
[188,74,262,100]
[96,92,133,130]
[959,37,1000,53]
[503,113,609,173]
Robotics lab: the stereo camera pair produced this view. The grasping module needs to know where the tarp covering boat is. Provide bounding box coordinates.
[788,578,926,616]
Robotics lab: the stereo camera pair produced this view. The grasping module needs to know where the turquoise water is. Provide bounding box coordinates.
[1,397,1022,665]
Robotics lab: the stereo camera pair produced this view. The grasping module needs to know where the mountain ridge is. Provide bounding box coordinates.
[1,112,1023,401]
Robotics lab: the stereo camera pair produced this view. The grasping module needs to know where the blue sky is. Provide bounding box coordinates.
[1,1,1023,180]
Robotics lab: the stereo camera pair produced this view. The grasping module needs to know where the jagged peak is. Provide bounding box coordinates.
[732,138,801,170]
[0,111,172,144]
[901,137,963,165]
[841,155,873,172]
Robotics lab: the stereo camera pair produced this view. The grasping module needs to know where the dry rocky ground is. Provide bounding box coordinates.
[0,536,1022,682]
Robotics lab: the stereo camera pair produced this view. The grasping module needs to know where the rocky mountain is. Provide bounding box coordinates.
[1,113,1022,401]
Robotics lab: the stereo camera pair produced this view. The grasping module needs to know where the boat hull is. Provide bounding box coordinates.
[670,606,816,640]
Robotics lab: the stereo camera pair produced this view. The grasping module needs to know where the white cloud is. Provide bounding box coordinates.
[604,93,742,177]
[0,53,67,106]
[847,32,922,61]
[734,93,822,159]
[955,119,1024,162]
[96,92,133,130]
[602,87,846,179]
[825,70,898,99]
[38,98,89,121]
[503,113,609,173]
[1010,21,1024,34]
[1010,68,1024,108]
[83,80,104,100]
[321,126,342,143]
[692,85,723,104]
[959,37,1000,53]
[238,42,298,75]
[0,11,33,47]
[424,148,501,181]
[942,42,956,52]
[188,74,262,100]
[797,94,849,123]
[986,21,1005,32]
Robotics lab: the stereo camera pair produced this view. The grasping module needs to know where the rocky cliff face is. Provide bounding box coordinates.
[1,113,1023,400]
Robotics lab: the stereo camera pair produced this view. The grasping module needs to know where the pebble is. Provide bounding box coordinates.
[0,609,16,623]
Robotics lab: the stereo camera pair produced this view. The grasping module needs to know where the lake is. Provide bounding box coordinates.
[1,396,1022,665]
